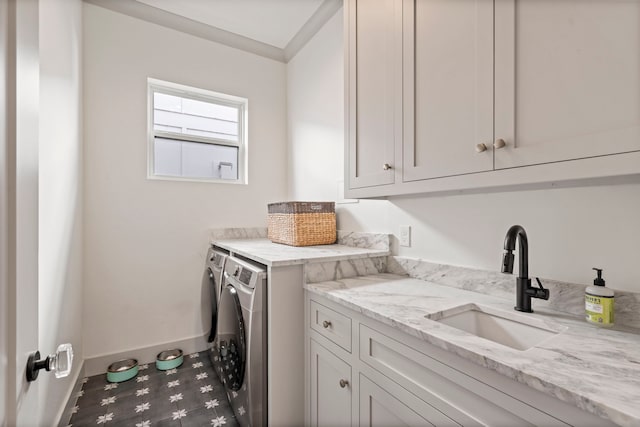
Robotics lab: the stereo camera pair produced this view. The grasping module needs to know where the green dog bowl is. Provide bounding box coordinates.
[106,358,138,383]
[156,349,183,371]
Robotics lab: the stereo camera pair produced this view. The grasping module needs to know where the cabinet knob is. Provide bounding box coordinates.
[494,139,507,149]
[475,143,487,153]
[322,320,332,329]
[339,379,349,388]
[382,163,392,171]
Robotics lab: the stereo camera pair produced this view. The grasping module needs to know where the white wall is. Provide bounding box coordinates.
[287,11,389,233]
[287,8,640,293]
[83,4,288,359]
[287,11,343,201]
[384,185,640,291]
[38,0,84,423]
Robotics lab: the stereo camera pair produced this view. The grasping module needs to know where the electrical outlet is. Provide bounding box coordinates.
[399,225,411,247]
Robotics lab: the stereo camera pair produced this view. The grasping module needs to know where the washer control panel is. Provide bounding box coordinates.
[224,256,267,289]
[239,268,252,285]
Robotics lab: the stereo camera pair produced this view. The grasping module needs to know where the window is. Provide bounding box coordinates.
[147,78,248,183]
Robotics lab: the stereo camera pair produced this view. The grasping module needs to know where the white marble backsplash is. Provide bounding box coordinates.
[301,232,389,282]
[305,257,387,284]
[388,256,640,329]
[209,229,639,328]
[336,231,390,251]
[613,291,640,330]
[210,227,267,240]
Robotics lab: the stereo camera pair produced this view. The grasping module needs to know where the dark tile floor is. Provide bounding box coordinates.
[68,351,238,427]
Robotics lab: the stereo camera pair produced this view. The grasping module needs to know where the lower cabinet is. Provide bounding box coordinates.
[305,294,617,427]
[359,373,464,427]
[309,339,352,426]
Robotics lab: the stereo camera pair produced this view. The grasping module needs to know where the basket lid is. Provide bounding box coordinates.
[268,201,335,214]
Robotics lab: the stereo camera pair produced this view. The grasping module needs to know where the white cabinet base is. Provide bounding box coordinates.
[310,339,352,427]
[305,293,617,427]
[359,373,460,427]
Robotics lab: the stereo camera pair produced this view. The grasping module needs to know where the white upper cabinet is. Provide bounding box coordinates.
[403,0,494,181]
[494,0,640,169]
[345,0,640,198]
[346,0,401,189]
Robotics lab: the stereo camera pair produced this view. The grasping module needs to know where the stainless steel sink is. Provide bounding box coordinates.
[426,304,564,350]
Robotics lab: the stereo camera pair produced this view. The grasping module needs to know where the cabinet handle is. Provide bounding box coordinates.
[475,143,487,153]
[339,379,349,388]
[322,320,332,329]
[382,163,392,170]
[494,139,507,149]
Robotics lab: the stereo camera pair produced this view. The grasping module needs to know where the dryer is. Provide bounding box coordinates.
[212,256,267,427]
[204,246,228,347]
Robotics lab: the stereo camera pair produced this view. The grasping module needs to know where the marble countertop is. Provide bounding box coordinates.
[212,238,389,267]
[306,274,640,426]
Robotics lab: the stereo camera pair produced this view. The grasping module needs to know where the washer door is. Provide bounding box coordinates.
[217,283,246,391]
[206,268,218,343]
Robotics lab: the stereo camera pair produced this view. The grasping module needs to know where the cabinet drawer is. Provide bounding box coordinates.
[359,324,570,427]
[310,299,352,352]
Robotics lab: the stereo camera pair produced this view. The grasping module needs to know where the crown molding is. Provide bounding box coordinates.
[84,0,342,64]
[284,0,342,62]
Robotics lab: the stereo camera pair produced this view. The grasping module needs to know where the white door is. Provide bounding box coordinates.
[310,339,352,426]
[494,0,640,169]
[346,0,401,189]
[2,0,41,425]
[403,0,494,181]
[359,374,459,427]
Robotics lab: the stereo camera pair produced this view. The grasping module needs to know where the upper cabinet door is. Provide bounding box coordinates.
[494,0,640,169]
[346,0,402,189]
[403,0,494,181]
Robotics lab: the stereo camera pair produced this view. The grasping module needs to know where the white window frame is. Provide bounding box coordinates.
[147,78,248,184]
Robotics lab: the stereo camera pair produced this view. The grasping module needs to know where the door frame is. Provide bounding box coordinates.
[2,0,40,425]
[1,0,8,422]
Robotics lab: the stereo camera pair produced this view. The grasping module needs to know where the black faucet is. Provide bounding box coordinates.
[501,225,549,312]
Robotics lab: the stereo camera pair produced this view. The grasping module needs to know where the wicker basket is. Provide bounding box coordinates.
[267,201,336,247]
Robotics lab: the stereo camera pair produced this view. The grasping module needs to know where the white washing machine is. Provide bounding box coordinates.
[212,256,267,427]
[204,246,228,352]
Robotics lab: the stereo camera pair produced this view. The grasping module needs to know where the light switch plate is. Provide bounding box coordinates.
[399,225,411,247]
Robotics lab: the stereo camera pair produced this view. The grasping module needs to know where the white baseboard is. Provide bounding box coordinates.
[83,334,210,377]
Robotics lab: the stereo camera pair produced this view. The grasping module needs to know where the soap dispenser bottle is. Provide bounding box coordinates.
[585,268,614,326]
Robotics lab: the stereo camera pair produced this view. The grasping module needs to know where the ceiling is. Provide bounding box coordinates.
[135,0,325,49]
